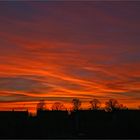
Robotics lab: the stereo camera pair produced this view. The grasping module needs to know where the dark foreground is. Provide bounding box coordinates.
[0,109,140,138]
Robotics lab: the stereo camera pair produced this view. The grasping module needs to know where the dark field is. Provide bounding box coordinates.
[0,109,140,138]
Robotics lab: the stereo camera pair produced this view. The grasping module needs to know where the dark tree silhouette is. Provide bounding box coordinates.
[119,104,128,110]
[72,98,81,111]
[37,100,46,111]
[0,100,140,138]
[90,99,101,110]
[51,102,65,111]
[105,99,120,112]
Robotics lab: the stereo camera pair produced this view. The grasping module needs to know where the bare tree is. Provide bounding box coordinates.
[72,98,81,111]
[51,102,65,111]
[119,104,128,110]
[105,99,120,112]
[37,100,46,111]
[90,99,101,110]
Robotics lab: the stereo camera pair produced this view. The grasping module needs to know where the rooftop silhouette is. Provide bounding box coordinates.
[0,100,140,138]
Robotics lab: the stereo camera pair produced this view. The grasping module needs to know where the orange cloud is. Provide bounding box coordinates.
[0,1,140,113]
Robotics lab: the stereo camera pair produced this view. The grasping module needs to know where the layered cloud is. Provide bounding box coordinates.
[0,1,140,112]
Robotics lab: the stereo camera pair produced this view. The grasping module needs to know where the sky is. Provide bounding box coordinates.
[0,1,140,113]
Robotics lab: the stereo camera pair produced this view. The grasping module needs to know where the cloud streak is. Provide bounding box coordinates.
[0,1,140,112]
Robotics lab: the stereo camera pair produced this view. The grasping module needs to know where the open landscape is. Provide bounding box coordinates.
[0,1,140,138]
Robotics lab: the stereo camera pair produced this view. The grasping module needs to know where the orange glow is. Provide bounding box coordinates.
[0,1,140,113]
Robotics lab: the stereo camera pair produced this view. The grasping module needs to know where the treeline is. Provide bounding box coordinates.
[0,98,139,139]
[37,98,129,112]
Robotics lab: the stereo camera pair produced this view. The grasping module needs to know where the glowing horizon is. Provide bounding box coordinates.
[0,1,140,113]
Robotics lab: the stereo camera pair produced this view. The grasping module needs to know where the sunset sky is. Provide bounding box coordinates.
[0,1,140,113]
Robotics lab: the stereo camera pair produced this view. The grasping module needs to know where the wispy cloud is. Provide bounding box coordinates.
[0,1,140,111]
